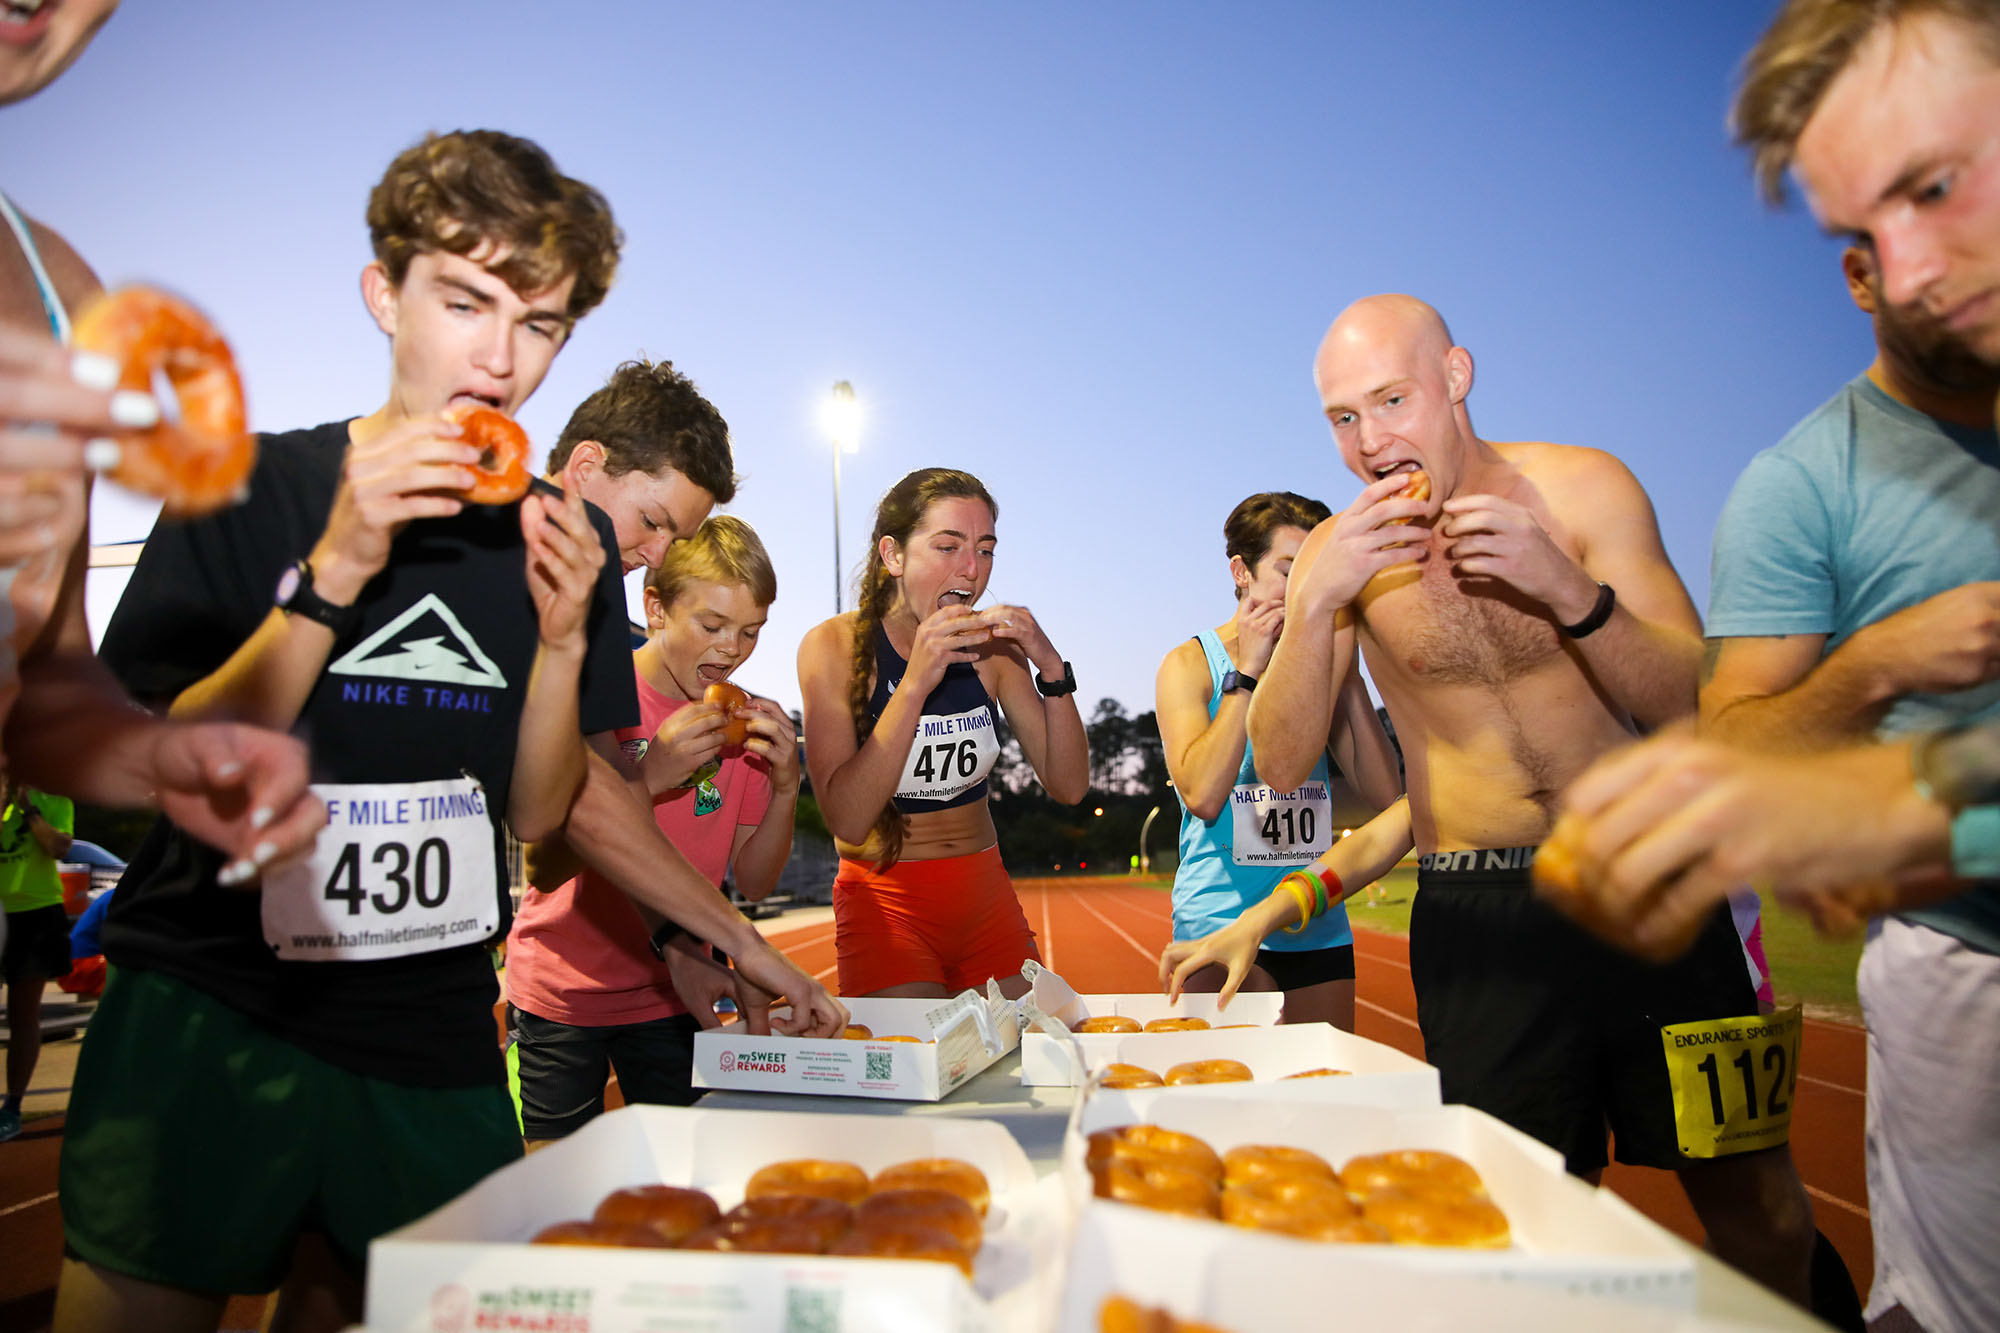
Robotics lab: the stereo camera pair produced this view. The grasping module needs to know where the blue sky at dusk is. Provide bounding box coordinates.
[16,1,1859,716]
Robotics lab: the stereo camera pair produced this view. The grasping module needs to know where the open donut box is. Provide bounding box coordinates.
[365,1104,1064,1333]
[1061,1096,1698,1308]
[1057,1206,1737,1332]
[691,985,1020,1102]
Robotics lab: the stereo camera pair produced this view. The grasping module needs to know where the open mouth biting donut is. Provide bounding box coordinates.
[704,680,753,747]
[442,404,531,505]
[1386,467,1431,525]
[70,286,256,517]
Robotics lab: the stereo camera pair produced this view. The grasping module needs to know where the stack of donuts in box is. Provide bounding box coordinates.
[1086,1123,1509,1249]
[533,1155,992,1276]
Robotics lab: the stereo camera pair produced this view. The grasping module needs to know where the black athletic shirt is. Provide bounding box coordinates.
[98,420,637,1088]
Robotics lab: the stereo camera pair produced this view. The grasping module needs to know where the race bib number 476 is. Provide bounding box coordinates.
[261,776,500,962]
[1660,1005,1803,1159]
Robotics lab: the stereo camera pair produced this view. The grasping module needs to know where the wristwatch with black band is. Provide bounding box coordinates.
[1035,660,1077,697]
[274,559,361,636]
[1220,669,1257,696]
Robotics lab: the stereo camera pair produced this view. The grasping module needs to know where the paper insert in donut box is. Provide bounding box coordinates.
[691,986,1019,1101]
[367,1103,1060,1333]
[1062,1096,1697,1306]
[1040,1022,1440,1107]
[1058,1204,1731,1332]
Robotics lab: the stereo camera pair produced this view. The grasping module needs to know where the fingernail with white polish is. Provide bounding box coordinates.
[253,840,278,865]
[215,761,243,781]
[110,391,160,428]
[71,351,120,391]
[250,805,272,830]
[217,860,251,886]
[82,438,123,471]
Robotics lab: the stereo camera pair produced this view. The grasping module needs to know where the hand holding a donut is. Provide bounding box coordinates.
[0,321,139,566]
[645,701,730,791]
[310,414,482,604]
[974,603,1063,677]
[521,485,604,650]
[903,603,992,693]
[1290,472,1435,617]
[736,696,801,791]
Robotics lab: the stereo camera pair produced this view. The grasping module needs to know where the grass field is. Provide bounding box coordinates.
[1123,867,1864,1024]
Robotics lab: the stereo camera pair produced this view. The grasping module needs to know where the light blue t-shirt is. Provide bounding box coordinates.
[1171,629,1353,952]
[1708,373,2000,952]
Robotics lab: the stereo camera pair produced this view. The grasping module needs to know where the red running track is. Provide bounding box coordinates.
[767,874,1874,1295]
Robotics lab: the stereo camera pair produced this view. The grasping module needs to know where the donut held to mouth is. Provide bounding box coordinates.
[442,404,531,504]
[704,680,753,747]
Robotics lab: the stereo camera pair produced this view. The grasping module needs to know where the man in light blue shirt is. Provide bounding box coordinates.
[1702,242,2000,1333]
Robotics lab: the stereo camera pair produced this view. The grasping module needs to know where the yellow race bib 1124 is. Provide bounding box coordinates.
[1659,1005,1802,1159]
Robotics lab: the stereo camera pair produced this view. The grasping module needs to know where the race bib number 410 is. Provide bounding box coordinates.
[1229,780,1334,867]
[1660,1005,1803,1159]
[261,776,500,962]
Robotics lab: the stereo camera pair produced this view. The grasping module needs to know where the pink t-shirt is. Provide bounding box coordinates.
[506,671,773,1025]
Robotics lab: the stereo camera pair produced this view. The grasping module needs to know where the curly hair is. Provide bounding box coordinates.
[846,468,997,869]
[548,358,737,503]
[367,129,621,322]
[1733,0,2000,204]
[1222,491,1331,597]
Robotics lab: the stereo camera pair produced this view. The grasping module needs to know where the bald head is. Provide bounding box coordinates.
[1314,294,1455,391]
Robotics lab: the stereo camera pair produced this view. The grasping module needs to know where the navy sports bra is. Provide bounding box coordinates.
[867,624,1001,814]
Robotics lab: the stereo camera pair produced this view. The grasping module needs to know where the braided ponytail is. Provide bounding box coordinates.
[846,468,997,870]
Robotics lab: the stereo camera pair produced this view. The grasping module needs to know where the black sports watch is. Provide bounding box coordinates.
[1220,669,1257,696]
[275,559,361,636]
[1035,660,1078,698]
[647,920,689,962]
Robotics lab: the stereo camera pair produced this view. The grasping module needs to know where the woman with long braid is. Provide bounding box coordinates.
[797,469,1088,998]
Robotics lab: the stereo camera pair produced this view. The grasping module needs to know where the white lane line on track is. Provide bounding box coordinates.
[1804,1183,1869,1220]
[1797,1072,1864,1098]
[767,925,837,951]
[1066,891,1160,964]
[1357,997,1421,1032]
[1038,888,1057,973]
[0,1190,56,1220]
[814,962,839,982]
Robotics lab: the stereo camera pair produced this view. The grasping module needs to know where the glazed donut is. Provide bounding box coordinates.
[441,405,531,505]
[1098,1062,1165,1090]
[841,1024,874,1041]
[1086,1125,1223,1184]
[1530,834,1583,899]
[1362,1189,1512,1248]
[1221,1178,1363,1238]
[744,1159,872,1207]
[1338,1150,1487,1201]
[704,680,753,747]
[70,285,254,517]
[683,1218,834,1254]
[592,1183,721,1244]
[1143,1017,1210,1033]
[1164,1059,1253,1086]
[853,1188,983,1253]
[1093,1156,1221,1218]
[530,1218,672,1248]
[830,1222,974,1278]
[720,1194,853,1250]
[876,1034,924,1043]
[1076,1015,1142,1034]
[871,1157,992,1217]
[1387,468,1432,522]
[1281,1067,1352,1079]
[1099,1295,1232,1333]
[1221,1143,1335,1188]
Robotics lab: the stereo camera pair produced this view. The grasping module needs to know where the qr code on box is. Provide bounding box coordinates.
[865,1050,892,1080]
[785,1285,840,1333]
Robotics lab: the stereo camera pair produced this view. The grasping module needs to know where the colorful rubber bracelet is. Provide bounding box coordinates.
[1311,865,1343,910]
[1279,876,1315,934]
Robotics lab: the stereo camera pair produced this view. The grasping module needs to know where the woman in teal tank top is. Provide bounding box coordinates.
[1154,492,1401,1028]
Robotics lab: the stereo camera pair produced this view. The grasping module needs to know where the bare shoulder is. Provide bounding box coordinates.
[798,613,860,672]
[24,214,101,314]
[1501,439,1655,518]
[1158,634,1206,681]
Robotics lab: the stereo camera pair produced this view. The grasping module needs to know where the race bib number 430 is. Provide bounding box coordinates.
[261,776,500,962]
[1660,1005,1803,1159]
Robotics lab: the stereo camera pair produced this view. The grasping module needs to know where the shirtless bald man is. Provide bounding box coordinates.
[1250,294,1819,1307]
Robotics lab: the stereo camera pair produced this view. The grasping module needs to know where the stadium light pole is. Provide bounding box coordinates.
[1138,805,1162,875]
[825,381,860,613]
